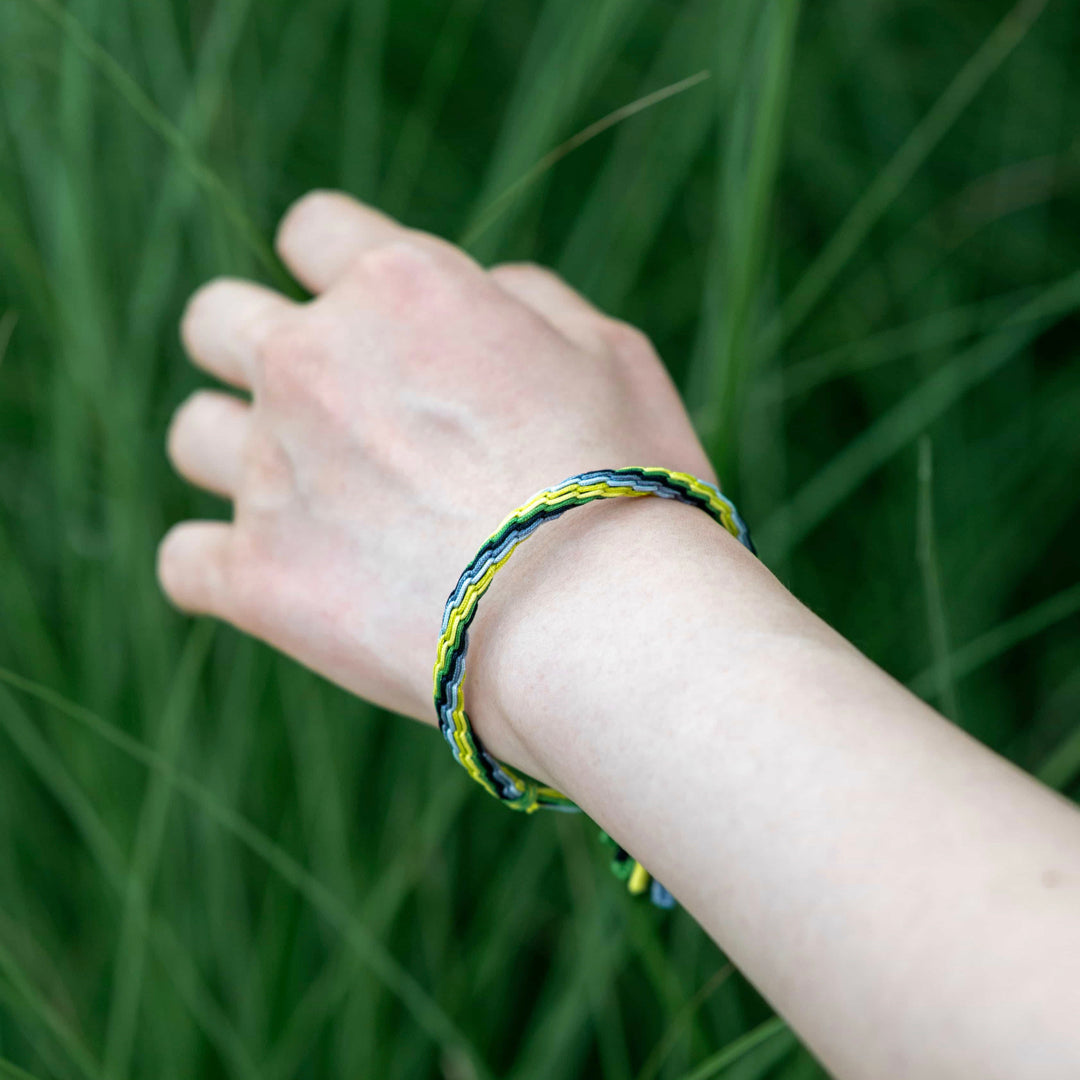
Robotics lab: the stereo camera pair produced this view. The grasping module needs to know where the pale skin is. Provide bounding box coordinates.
[160,190,1080,1080]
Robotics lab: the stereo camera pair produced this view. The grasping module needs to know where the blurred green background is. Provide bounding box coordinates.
[1,0,1079,1076]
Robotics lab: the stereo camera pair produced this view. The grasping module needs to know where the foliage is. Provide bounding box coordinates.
[1,0,1078,1076]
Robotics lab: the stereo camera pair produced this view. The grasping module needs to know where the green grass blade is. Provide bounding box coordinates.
[0,517,65,690]
[0,667,492,1080]
[915,437,960,721]
[675,1017,794,1080]
[635,966,734,1080]
[462,0,647,260]
[688,0,801,477]
[462,71,710,250]
[506,894,627,1080]
[103,621,215,1080]
[339,0,389,198]
[0,1056,47,1080]
[18,0,280,282]
[0,933,103,1080]
[0,193,52,325]
[756,286,1039,404]
[126,0,189,111]
[560,821,632,1080]
[3,2,1079,1074]
[260,952,365,1080]
[381,0,485,215]
[0,682,265,1079]
[762,0,1051,354]
[251,0,352,172]
[1038,715,1080,792]
[145,915,262,1080]
[758,269,1080,555]
[556,0,726,308]
[0,310,16,362]
[0,683,129,887]
[909,581,1080,700]
[125,0,261,358]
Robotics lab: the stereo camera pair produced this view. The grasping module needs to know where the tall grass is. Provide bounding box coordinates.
[1,0,1079,1077]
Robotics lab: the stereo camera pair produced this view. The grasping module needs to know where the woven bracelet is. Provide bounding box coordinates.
[432,467,755,908]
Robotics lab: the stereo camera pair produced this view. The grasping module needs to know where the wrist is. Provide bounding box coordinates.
[463,493,776,791]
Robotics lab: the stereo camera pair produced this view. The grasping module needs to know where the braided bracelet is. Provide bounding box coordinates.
[432,467,754,908]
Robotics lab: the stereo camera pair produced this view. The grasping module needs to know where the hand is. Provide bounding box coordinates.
[159,191,714,724]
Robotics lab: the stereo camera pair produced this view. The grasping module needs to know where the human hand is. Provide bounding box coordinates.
[159,191,715,725]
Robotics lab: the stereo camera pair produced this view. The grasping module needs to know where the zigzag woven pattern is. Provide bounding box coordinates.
[432,467,755,906]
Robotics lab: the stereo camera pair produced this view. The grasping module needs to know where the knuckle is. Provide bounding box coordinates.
[491,260,541,279]
[490,261,559,290]
[256,321,324,393]
[237,301,287,359]
[225,544,273,633]
[600,319,655,362]
[241,426,294,503]
[496,259,548,278]
[356,238,450,306]
[360,237,434,276]
[255,319,348,425]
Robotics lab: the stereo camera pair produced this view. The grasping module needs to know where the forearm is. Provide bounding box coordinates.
[163,192,1080,1079]
[468,495,1080,1080]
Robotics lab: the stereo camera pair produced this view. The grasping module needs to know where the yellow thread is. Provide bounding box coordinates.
[628,862,650,895]
[435,470,744,817]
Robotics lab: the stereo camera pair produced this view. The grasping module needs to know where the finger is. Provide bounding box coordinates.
[489,262,608,351]
[181,278,296,389]
[157,520,234,617]
[275,190,412,293]
[167,389,252,499]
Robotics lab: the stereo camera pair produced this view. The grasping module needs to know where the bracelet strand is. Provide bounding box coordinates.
[433,467,755,907]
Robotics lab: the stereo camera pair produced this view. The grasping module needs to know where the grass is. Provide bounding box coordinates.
[1,0,1079,1077]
